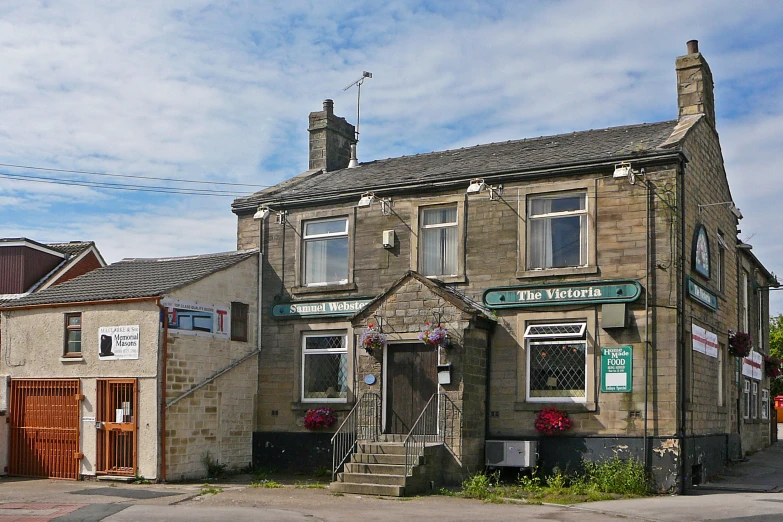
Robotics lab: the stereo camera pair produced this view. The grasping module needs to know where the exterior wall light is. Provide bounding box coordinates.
[358,192,376,207]
[253,207,271,220]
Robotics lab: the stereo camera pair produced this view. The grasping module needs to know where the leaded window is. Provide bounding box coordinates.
[302,333,347,402]
[526,322,587,402]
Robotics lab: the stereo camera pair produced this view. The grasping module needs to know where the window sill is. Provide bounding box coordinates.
[514,401,596,413]
[516,265,598,280]
[60,356,84,362]
[291,401,353,412]
[427,274,467,285]
[291,282,357,296]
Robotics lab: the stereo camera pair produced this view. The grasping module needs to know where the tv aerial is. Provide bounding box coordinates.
[343,71,372,143]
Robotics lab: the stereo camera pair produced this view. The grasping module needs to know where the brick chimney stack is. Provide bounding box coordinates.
[308,99,356,172]
[675,40,716,128]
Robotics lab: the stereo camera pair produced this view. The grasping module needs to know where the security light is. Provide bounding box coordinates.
[466,178,486,194]
[253,207,271,220]
[358,192,376,207]
[613,162,632,179]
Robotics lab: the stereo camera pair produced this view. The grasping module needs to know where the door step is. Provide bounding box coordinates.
[96,475,135,483]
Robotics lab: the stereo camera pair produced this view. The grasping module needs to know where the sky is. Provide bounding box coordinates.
[1,1,782,313]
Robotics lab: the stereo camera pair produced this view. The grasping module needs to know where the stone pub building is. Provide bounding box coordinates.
[231,41,775,494]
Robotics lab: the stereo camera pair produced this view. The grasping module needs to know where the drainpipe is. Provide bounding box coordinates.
[644,173,651,472]
[677,160,688,492]
[156,298,169,482]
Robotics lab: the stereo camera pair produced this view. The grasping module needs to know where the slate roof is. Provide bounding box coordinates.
[47,241,95,257]
[0,249,258,309]
[234,119,679,210]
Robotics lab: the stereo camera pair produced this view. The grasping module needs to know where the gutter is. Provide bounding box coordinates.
[0,296,159,312]
[233,151,687,213]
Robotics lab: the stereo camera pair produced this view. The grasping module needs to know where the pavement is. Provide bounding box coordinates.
[2,436,783,521]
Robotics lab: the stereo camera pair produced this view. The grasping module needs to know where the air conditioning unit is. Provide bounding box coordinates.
[485,440,537,468]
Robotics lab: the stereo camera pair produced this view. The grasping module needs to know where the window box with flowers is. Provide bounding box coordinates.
[359,324,386,356]
[534,406,573,435]
[728,330,753,358]
[304,407,338,431]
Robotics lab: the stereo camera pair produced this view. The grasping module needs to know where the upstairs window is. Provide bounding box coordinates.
[528,192,587,270]
[303,218,349,286]
[64,313,82,357]
[420,205,458,277]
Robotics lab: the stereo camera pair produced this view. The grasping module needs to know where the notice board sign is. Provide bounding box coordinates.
[601,346,633,393]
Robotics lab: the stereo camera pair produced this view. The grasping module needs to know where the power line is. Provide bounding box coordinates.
[0,162,268,188]
[0,172,250,197]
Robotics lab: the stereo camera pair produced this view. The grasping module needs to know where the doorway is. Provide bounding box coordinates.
[385,343,438,434]
[96,379,138,476]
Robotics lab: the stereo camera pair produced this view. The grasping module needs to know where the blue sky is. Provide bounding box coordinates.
[2,1,783,313]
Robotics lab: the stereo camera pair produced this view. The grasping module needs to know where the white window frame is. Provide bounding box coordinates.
[717,232,727,293]
[752,381,759,419]
[527,191,588,271]
[420,204,459,277]
[525,322,588,403]
[302,217,349,287]
[743,379,750,419]
[762,389,770,420]
[742,269,750,332]
[301,331,348,403]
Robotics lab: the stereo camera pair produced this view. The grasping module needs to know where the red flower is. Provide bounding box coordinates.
[534,407,573,435]
[304,408,337,430]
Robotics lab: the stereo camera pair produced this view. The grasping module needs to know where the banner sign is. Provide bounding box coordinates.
[691,324,718,358]
[601,346,633,393]
[161,298,230,338]
[686,277,718,311]
[743,350,762,380]
[98,325,140,360]
[271,298,373,319]
[483,280,642,309]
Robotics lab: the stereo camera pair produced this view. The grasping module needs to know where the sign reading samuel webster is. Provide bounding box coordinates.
[483,280,642,309]
[272,298,373,319]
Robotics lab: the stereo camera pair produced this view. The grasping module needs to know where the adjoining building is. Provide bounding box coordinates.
[0,250,258,481]
[231,40,776,494]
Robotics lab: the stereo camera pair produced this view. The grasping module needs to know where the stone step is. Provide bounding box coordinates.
[338,472,407,486]
[330,481,405,497]
[343,462,408,475]
[351,453,407,465]
[358,443,407,455]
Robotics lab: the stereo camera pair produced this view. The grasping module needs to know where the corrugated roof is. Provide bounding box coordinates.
[1,250,257,308]
[234,119,679,209]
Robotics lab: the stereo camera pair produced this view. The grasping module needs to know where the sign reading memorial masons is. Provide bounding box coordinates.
[272,298,373,319]
[482,280,642,309]
[98,325,140,360]
[601,346,633,392]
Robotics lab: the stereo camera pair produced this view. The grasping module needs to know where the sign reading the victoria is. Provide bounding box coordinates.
[483,280,642,309]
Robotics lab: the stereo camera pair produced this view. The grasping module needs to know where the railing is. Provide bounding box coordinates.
[331,392,382,481]
[403,393,463,476]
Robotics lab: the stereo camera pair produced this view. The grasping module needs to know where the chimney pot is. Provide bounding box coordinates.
[308,101,355,171]
[686,40,699,54]
[323,99,334,115]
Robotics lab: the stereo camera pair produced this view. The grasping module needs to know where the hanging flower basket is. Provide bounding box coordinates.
[765,355,782,379]
[419,321,449,347]
[728,330,752,358]
[304,407,337,430]
[360,323,386,356]
[534,406,573,435]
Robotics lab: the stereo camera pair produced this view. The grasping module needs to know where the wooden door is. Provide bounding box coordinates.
[96,379,138,476]
[9,379,81,479]
[386,343,438,434]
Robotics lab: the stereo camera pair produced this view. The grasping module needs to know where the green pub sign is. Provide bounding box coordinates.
[601,346,633,393]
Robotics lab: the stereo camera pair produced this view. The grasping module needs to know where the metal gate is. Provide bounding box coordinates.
[96,379,137,476]
[9,379,82,480]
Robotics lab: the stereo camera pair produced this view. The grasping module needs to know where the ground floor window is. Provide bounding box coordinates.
[526,323,587,402]
[752,381,759,419]
[762,388,770,420]
[301,332,347,402]
[743,379,750,419]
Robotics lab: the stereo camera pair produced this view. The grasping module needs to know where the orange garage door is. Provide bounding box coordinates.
[9,379,82,479]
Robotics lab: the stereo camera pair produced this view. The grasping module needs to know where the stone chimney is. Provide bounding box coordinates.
[675,40,716,128]
[308,99,356,172]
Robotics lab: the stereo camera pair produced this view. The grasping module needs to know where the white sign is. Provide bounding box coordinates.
[743,350,763,381]
[82,416,96,423]
[692,324,718,359]
[98,325,140,360]
[161,298,230,339]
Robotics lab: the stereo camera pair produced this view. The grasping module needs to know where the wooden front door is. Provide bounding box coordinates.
[96,379,138,476]
[386,343,438,434]
[8,379,82,479]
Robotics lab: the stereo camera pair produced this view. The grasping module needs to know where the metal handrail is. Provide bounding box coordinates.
[403,393,440,476]
[331,391,382,481]
[440,393,462,463]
